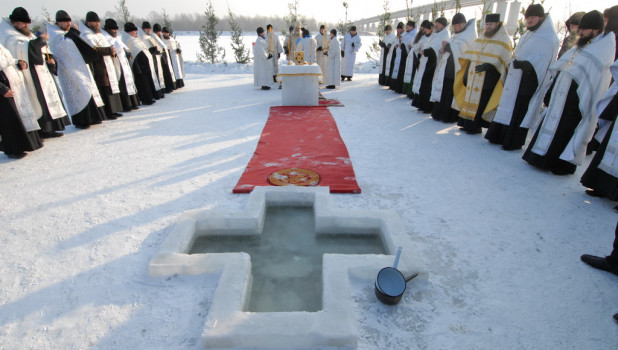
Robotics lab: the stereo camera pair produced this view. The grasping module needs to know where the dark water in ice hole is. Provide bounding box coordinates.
[189,206,386,312]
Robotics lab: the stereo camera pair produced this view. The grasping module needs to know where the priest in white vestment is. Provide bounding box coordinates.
[412,18,450,113]
[153,23,177,93]
[162,27,185,88]
[379,25,397,86]
[80,12,124,119]
[102,18,140,111]
[120,22,160,105]
[523,11,615,175]
[139,22,165,98]
[315,25,329,80]
[47,11,106,129]
[430,15,477,123]
[486,5,559,150]
[1,7,69,137]
[323,29,341,89]
[0,42,42,158]
[253,27,274,90]
[297,28,318,64]
[340,26,361,81]
[267,24,283,83]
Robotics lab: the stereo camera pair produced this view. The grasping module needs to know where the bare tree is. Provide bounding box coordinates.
[115,0,132,23]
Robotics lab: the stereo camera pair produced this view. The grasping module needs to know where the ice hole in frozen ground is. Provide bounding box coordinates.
[149,187,423,349]
[189,205,386,312]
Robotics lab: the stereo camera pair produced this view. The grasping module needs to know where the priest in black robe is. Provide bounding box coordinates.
[122,22,157,105]
[153,23,176,93]
[83,12,123,119]
[5,7,70,138]
[523,11,614,175]
[102,18,140,112]
[0,59,42,158]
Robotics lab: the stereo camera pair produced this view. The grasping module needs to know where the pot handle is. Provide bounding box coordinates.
[404,273,418,282]
[393,246,402,268]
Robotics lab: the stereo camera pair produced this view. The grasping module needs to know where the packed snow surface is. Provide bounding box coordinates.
[1,39,617,348]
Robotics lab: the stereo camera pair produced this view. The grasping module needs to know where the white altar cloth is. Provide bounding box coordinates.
[277,64,323,106]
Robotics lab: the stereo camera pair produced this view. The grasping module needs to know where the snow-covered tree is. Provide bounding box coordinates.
[228,7,251,64]
[198,0,225,63]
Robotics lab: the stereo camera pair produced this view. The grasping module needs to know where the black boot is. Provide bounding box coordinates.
[614,313,618,322]
[581,254,618,276]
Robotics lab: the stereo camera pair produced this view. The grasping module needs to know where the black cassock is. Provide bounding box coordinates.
[63,28,106,128]
[378,40,391,86]
[431,44,458,123]
[159,49,176,93]
[457,63,501,134]
[413,47,437,113]
[27,36,70,134]
[0,73,43,156]
[130,50,158,105]
[580,93,618,198]
[485,60,538,150]
[523,77,581,175]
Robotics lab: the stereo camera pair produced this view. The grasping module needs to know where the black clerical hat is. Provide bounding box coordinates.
[9,7,31,23]
[350,26,357,32]
[86,11,100,23]
[257,27,264,35]
[124,22,138,32]
[162,27,170,34]
[396,22,404,29]
[566,12,585,27]
[406,20,415,27]
[452,13,466,25]
[420,20,433,29]
[435,17,448,27]
[142,21,151,29]
[485,13,500,23]
[55,10,71,23]
[104,18,118,30]
[153,23,162,32]
[579,10,604,31]
[525,4,545,18]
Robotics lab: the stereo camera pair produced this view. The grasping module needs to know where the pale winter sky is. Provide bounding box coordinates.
[0,0,615,26]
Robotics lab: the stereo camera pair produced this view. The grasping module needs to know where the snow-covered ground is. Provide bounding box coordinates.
[1,63,617,348]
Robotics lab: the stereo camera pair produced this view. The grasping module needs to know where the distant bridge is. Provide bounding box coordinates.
[352,0,522,35]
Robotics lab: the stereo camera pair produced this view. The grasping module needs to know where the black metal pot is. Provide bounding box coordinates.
[375,268,418,305]
[374,247,418,305]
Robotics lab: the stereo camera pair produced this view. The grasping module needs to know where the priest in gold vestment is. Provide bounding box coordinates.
[454,14,512,134]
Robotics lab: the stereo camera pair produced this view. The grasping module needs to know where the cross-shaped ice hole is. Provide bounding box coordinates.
[189,206,386,312]
[149,187,423,349]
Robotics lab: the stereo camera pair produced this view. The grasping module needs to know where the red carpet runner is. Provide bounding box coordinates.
[233,106,361,193]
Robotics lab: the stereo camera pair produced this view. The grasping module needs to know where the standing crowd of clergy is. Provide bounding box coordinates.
[0,7,185,159]
[253,22,360,90]
[380,5,618,319]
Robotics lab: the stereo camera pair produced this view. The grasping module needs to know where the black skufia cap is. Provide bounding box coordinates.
[153,23,162,32]
[406,20,416,27]
[124,22,138,32]
[579,10,604,31]
[104,18,118,30]
[396,22,404,29]
[485,13,500,23]
[86,11,100,23]
[452,13,466,25]
[55,10,71,23]
[9,7,31,24]
[142,21,151,29]
[435,17,448,27]
[162,27,170,34]
[525,4,545,18]
[257,27,264,35]
[420,20,433,29]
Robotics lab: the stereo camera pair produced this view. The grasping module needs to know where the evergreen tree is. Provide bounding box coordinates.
[228,7,251,64]
[284,0,300,29]
[198,0,225,64]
